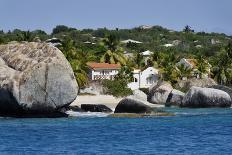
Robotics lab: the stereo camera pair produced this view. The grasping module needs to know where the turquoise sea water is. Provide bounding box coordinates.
[0,108,232,154]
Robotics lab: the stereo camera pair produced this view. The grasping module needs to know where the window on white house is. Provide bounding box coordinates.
[134,78,138,82]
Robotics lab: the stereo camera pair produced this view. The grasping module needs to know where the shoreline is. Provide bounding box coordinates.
[70,95,165,111]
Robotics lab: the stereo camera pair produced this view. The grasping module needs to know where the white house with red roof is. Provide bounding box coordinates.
[87,62,121,80]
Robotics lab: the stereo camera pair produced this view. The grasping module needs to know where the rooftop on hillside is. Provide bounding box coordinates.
[87,62,121,69]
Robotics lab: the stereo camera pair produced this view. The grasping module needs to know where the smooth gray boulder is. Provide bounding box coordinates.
[209,85,232,99]
[131,89,147,101]
[148,81,173,104]
[0,42,78,116]
[114,98,153,114]
[166,89,185,107]
[181,86,231,108]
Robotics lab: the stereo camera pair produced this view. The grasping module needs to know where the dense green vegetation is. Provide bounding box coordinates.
[0,25,232,88]
[102,79,133,97]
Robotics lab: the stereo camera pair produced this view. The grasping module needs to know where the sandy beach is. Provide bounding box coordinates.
[71,95,165,111]
[70,95,123,110]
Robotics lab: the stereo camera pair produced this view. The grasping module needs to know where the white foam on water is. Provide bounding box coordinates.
[66,110,110,118]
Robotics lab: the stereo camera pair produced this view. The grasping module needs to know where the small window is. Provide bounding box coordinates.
[134,78,138,82]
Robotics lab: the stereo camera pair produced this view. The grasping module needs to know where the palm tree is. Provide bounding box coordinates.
[183,25,193,33]
[133,52,144,69]
[59,37,89,87]
[100,34,127,65]
[212,42,232,85]
[175,64,192,80]
[102,34,118,52]
[17,30,34,42]
[100,49,127,65]
[70,60,88,88]
[196,56,209,78]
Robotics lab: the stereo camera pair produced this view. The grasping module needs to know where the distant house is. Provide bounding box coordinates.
[121,39,142,44]
[141,50,153,57]
[163,43,174,47]
[128,67,159,90]
[87,62,121,80]
[46,38,62,47]
[176,58,211,78]
[139,25,153,30]
[177,58,197,69]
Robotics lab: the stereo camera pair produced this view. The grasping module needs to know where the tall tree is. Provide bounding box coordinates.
[100,34,127,65]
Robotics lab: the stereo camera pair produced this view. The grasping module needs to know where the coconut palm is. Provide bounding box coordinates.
[212,42,232,85]
[100,34,127,65]
[59,37,89,87]
[100,49,127,65]
[70,60,88,88]
[102,34,119,52]
[17,30,34,42]
[196,56,209,78]
[133,52,144,69]
[175,64,192,80]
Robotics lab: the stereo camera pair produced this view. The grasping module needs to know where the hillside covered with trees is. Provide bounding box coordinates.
[0,25,232,89]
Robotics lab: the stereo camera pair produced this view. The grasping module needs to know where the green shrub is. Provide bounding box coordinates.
[102,79,132,97]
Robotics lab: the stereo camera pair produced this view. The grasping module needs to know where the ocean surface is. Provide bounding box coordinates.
[0,108,232,155]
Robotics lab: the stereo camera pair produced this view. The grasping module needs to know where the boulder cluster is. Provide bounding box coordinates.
[147,81,232,108]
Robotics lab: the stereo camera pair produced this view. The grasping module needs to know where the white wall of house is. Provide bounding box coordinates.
[90,69,119,80]
[128,67,159,90]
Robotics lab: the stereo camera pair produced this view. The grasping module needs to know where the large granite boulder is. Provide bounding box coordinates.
[166,89,185,107]
[148,81,173,104]
[0,42,78,116]
[181,86,231,108]
[81,104,112,113]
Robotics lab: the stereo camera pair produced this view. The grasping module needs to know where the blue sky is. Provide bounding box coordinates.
[1,0,232,34]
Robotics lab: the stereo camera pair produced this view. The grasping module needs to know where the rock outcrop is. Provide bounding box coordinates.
[0,42,78,116]
[81,104,112,113]
[181,86,231,108]
[148,81,173,104]
[177,78,216,91]
[114,98,153,114]
[166,89,185,107]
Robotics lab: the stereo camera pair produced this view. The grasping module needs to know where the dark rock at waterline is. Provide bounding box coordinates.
[166,89,185,107]
[0,42,78,117]
[65,105,84,112]
[114,98,153,114]
[81,104,112,113]
[181,86,232,108]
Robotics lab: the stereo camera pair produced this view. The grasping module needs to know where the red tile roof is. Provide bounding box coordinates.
[87,62,121,69]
